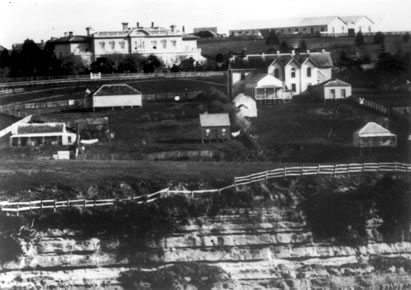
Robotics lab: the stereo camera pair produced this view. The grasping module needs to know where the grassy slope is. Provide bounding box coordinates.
[0,77,226,106]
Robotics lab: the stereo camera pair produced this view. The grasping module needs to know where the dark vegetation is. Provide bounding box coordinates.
[119,262,230,290]
[300,175,411,245]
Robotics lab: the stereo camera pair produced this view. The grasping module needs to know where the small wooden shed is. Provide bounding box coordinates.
[199,113,231,142]
[92,84,142,110]
[310,79,352,100]
[353,122,397,148]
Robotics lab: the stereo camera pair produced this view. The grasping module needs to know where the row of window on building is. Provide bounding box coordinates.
[98,39,178,50]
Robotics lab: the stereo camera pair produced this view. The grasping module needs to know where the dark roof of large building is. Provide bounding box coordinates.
[50,35,91,44]
[93,84,142,96]
[16,123,65,135]
[199,113,230,127]
[229,51,333,70]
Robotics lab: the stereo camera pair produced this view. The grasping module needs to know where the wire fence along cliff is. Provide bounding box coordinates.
[0,162,409,216]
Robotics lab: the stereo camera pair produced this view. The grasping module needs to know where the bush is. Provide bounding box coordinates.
[119,262,229,290]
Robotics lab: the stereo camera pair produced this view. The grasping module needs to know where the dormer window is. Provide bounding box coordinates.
[291,68,296,78]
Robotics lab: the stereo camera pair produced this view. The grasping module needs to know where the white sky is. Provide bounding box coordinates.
[1,0,411,49]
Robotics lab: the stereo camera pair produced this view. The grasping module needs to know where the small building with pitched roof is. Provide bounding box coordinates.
[199,113,231,142]
[233,93,258,118]
[10,122,77,147]
[92,84,142,110]
[310,79,352,100]
[353,122,397,148]
[341,16,375,35]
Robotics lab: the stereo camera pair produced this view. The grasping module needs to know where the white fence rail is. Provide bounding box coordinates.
[0,162,409,215]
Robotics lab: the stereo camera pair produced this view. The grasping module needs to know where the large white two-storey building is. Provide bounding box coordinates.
[228,50,333,100]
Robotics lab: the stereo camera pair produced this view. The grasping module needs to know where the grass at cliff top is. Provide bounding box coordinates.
[0,160,288,193]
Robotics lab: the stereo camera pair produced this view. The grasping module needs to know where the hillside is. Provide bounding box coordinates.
[0,172,410,289]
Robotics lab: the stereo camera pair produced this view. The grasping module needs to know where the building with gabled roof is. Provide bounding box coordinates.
[309,78,352,100]
[49,31,93,65]
[341,16,375,34]
[233,93,258,118]
[353,122,397,148]
[92,84,142,110]
[199,113,231,142]
[228,50,333,98]
[10,122,77,147]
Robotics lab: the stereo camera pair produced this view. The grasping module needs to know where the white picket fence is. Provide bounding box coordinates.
[0,162,409,215]
[234,162,411,186]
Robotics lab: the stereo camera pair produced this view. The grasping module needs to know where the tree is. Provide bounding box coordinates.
[0,49,10,68]
[279,40,290,53]
[179,57,195,71]
[403,32,410,43]
[19,39,43,76]
[374,31,385,45]
[265,30,280,46]
[60,54,88,75]
[297,40,307,52]
[355,31,364,46]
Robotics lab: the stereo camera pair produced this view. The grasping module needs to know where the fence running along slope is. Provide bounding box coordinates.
[0,162,410,215]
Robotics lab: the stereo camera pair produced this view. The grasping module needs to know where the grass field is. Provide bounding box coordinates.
[0,77,226,106]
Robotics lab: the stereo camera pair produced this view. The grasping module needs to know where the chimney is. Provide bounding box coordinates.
[122,22,129,31]
[276,50,280,55]
[291,49,295,56]
[86,26,92,36]
[151,22,154,28]
[136,22,140,28]
[68,31,73,37]
[321,49,326,53]
[64,32,69,37]
[306,49,310,54]
[182,25,185,33]
[170,24,176,32]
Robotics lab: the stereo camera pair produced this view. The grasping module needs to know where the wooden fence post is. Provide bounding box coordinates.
[317,165,320,174]
[283,167,287,177]
[29,201,32,214]
[67,199,70,209]
[234,179,237,191]
[16,203,19,216]
[53,200,56,212]
[40,200,43,214]
[83,199,86,210]
[333,164,336,177]
[265,171,268,183]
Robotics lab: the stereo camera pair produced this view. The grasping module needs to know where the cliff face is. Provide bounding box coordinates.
[1,176,410,289]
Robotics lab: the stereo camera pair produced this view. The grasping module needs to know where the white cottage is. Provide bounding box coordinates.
[353,122,397,148]
[10,123,77,147]
[92,84,142,110]
[233,93,257,118]
[310,79,352,100]
[244,73,289,101]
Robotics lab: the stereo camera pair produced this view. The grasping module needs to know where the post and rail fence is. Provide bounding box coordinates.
[0,162,409,216]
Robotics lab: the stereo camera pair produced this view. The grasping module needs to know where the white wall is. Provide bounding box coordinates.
[93,94,142,108]
[300,62,318,92]
[324,86,352,99]
[284,62,300,94]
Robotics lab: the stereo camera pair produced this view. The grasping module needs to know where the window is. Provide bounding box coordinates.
[342,26,345,32]
[341,89,346,98]
[221,128,227,136]
[295,28,298,32]
[119,41,125,49]
[368,26,371,32]
[205,128,210,137]
[99,42,105,49]
[291,83,296,92]
[291,68,296,78]
[307,67,311,77]
[321,26,325,32]
[330,89,336,98]
[171,40,177,48]
[68,136,72,143]
[274,68,280,79]
[151,40,157,49]
[288,28,291,32]
[109,41,115,49]
[161,40,167,49]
